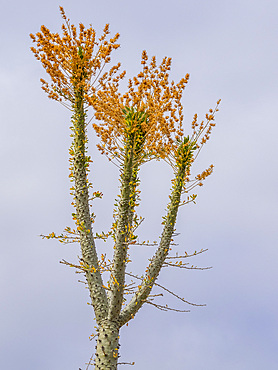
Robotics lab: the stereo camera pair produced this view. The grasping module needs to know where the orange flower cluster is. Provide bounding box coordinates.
[30,6,120,107]
[191,99,221,156]
[161,98,220,195]
[164,99,220,169]
[87,51,190,162]
[195,164,214,186]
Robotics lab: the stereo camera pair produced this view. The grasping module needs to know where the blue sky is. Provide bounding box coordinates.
[1,0,278,369]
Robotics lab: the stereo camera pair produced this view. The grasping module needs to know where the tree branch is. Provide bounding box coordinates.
[71,89,108,323]
[118,137,199,326]
[119,166,186,326]
[108,109,145,320]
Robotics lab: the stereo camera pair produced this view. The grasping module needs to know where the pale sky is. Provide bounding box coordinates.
[1,0,278,369]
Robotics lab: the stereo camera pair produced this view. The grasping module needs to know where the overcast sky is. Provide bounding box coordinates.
[1,0,278,369]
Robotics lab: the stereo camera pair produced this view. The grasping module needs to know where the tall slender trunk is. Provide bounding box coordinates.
[72,90,125,368]
[108,149,137,320]
[72,89,108,323]
[108,110,143,322]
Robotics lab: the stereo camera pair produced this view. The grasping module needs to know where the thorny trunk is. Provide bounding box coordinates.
[73,91,124,368]
[94,320,120,370]
[72,90,108,323]
[108,111,144,322]
[108,149,138,321]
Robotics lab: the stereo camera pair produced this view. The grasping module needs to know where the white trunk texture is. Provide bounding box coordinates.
[94,320,120,369]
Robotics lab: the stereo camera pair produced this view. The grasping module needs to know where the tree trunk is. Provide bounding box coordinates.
[94,320,120,369]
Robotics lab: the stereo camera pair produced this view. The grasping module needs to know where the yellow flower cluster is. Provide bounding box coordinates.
[87,51,190,161]
[30,6,120,106]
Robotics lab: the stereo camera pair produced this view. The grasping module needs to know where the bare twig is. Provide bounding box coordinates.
[163,261,212,270]
[125,271,205,307]
[85,351,95,370]
[145,300,190,312]
[166,248,209,259]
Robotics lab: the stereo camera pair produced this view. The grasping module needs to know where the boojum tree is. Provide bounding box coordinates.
[30,7,220,369]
